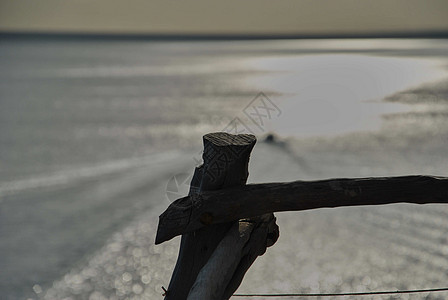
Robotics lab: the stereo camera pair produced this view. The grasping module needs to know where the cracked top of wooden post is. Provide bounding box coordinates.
[200,132,256,191]
[203,132,256,147]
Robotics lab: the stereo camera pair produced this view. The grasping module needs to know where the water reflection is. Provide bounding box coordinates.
[244,53,447,136]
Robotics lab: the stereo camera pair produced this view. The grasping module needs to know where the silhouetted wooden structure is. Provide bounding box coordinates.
[156,132,448,300]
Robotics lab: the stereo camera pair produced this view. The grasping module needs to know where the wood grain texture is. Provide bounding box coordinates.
[157,175,448,243]
[163,132,256,300]
[187,214,278,300]
[187,220,254,300]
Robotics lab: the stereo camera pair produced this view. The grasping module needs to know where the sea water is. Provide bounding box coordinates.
[1,37,448,299]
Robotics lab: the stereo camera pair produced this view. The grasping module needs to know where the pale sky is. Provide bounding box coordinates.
[1,0,447,35]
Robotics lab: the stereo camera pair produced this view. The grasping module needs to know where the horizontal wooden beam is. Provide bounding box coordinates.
[156,175,448,244]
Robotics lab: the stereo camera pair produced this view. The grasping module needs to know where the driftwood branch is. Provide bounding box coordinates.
[156,175,448,244]
[186,214,278,300]
[220,214,278,300]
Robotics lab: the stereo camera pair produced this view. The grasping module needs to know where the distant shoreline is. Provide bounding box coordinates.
[1,30,448,41]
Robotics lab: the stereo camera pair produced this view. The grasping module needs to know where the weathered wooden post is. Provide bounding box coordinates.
[160,132,279,299]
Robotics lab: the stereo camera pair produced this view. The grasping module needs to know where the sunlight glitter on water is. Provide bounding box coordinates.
[243,53,447,137]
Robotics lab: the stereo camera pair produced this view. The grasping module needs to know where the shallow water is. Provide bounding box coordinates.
[1,38,447,184]
[1,38,448,299]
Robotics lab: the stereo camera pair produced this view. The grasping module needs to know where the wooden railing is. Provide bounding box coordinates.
[156,132,448,300]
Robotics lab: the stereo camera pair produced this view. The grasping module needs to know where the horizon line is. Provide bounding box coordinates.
[1,30,448,41]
